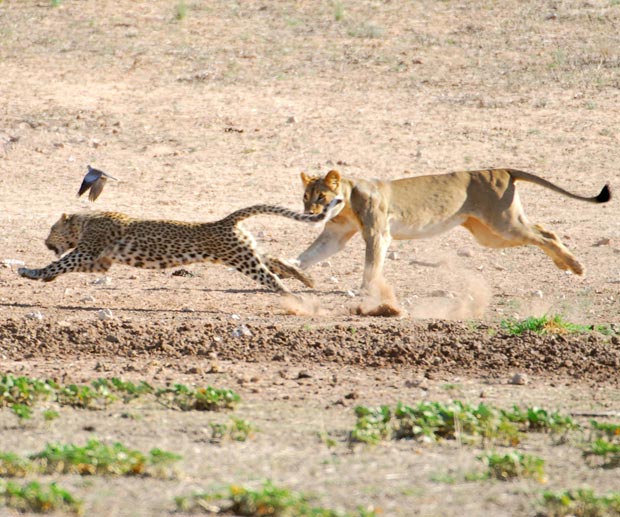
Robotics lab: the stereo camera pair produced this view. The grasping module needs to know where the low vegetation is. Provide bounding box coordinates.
[475,451,546,482]
[349,401,576,446]
[0,480,82,515]
[175,480,378,516]
[0,374,240,413]
[0,440,180,479]
[541,488,620,516]
[500,314,615,336]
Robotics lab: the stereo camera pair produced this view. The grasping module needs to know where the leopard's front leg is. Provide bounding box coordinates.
[18,249,109,282]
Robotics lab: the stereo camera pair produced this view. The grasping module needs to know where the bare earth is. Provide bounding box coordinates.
[1,1,619,516]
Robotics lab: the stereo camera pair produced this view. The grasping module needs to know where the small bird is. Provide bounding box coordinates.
[77,165,118,201]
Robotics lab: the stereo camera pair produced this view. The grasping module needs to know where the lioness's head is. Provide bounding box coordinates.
[300,170,345,218]
[45,213,80,256]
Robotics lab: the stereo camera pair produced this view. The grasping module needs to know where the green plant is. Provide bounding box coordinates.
[175,480,376,515]
[11,403,33,421]
[501,314,596,335]
[176,1,187,20]
[502,406,578,434]
[590,419,620,439]
[29,439,180,477]
[541,488,620,516]
[583,438,620,468]
[209,417,255,443]
[350,406,392,444]
[56,384,115,409]
[42,409,59,422]
[0,480,82,514]
[333,1,345,21]
[0,452,33,477]
[156,384,240,411]
[0,375,56,407]
[477,451,546,482]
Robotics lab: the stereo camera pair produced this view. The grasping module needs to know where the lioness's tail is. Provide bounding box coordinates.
[222,198,343,225]
[508,169,611,203]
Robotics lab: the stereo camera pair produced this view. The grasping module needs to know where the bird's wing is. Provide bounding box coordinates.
[88,177,107,201]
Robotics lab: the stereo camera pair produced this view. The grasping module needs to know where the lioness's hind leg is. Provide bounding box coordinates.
[462,218,516,248]
[263,255,315,288]
[481,218,584,275]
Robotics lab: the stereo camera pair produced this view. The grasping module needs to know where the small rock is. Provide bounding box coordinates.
[530,290,544,299]
[25,311,44,321]
[230,314,241,320]
[329,276,339,283]
[509,373,528,385]
[1,258,25,267]
[232,324,252,338]
[80,295,96,303]
[320,261,332,268]
[457,248,473,257]
[297,370,312,379]
[286,116,297,123]
[593,237,611,247]
[181,307,195,313]
[92,276,111,286]
[344,391,359,400]
[172,268,195,277]
[346,290,356,298]
[388,251,399,260]
[97,308,114,321]
[429,289,455,299]
[105,334,120,343]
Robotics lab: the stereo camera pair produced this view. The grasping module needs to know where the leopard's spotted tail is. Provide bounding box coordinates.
[222,198,343,225]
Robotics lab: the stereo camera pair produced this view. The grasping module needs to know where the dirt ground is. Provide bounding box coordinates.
[1,1,619,515]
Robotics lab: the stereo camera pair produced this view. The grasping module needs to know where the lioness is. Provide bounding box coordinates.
[296,169,611,289]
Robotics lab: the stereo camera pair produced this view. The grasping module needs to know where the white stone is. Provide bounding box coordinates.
[97,308,114,321]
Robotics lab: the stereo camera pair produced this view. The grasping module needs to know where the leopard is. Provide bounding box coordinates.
[18,199,342,293]
[295,168,611,290]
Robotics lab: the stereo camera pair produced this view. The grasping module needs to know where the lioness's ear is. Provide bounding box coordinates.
[300,171,311,187]
[324,170,341,192]
[61,213,68,221]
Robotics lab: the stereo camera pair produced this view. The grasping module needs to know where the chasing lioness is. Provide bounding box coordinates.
[296,169,611,289]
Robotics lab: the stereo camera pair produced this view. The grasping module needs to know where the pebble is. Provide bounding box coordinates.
[346,290,356,298]
[231,314,241,320]
[25,311,44,321]
[232,324,252,338]
[80,295,96,303]
[509,373,528,385]
[320,261,332,268]
[457,248,473,257]
[287,116,297,123]
[530,290,544,299]
[97,308,114,321]
[429,289,455,299]
[329,276,339,283]
[388,251,399,260]
[1,258,25,267]
[92,276,111,285]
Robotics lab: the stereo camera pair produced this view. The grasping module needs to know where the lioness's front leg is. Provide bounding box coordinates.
[296,220,358,269]
[18,249,108,281]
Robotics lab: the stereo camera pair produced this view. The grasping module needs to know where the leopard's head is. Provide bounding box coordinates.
[300,170,345,218]
[45,213,81,256]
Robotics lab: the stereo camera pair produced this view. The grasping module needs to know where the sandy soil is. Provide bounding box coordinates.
[0,1,619,515]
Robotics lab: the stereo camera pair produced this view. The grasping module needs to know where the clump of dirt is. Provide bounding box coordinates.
[355,276,403,317]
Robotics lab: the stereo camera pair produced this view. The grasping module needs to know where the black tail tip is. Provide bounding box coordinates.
[596,184,612,203]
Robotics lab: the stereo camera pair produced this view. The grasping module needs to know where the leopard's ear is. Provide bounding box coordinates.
[300,171,312,187]
[61,213,69,221]
[324,170,341,192]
